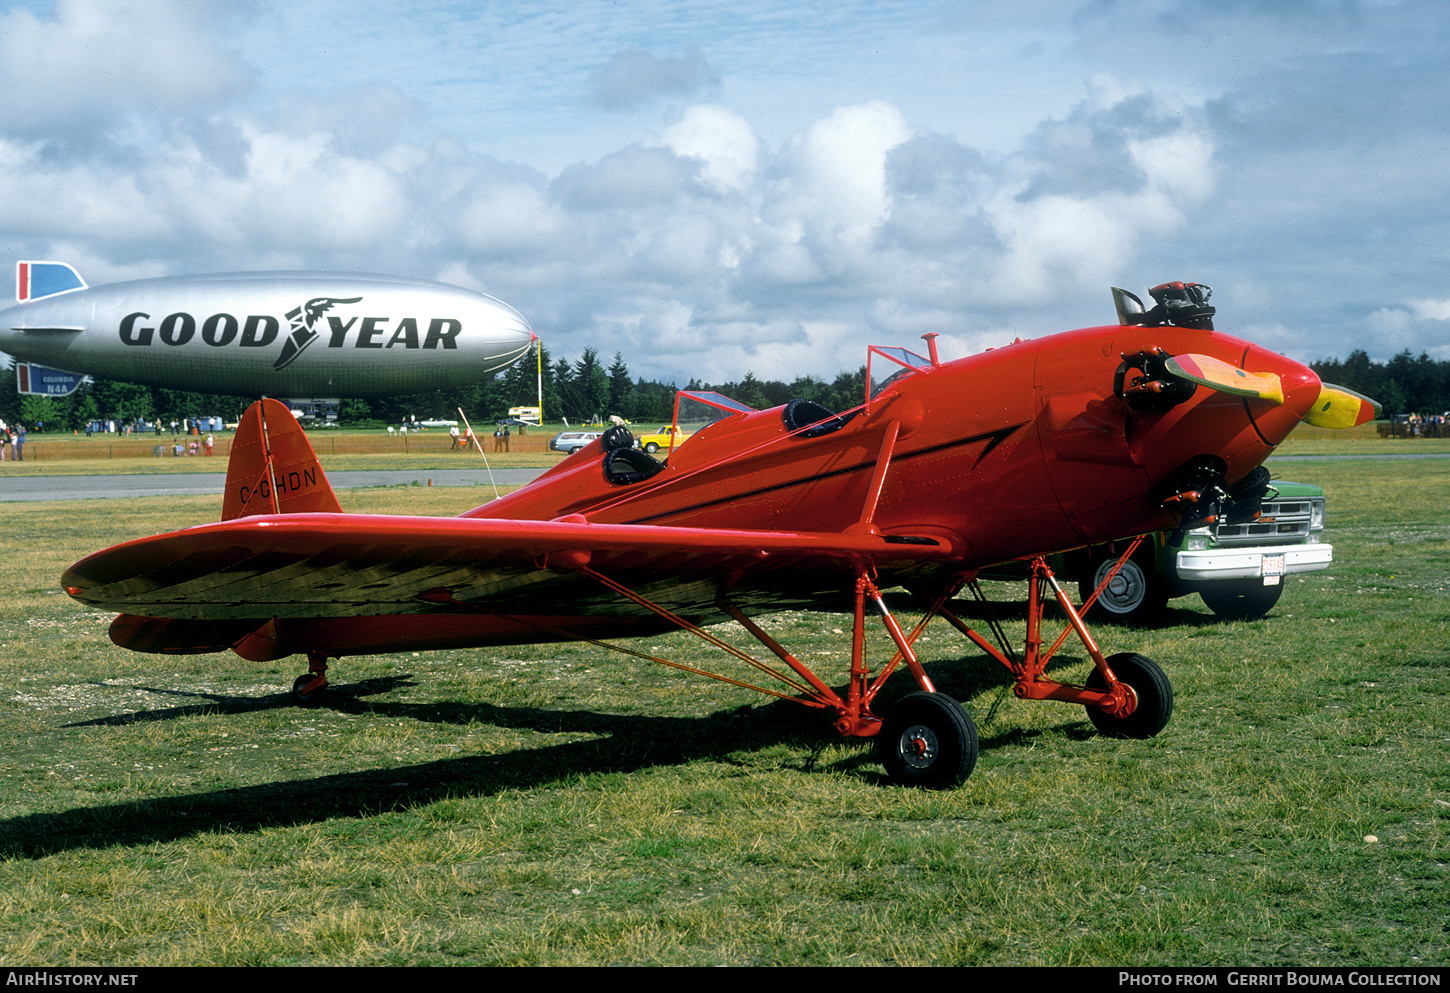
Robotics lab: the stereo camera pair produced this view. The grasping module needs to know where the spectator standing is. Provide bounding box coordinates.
[15,424,24,461]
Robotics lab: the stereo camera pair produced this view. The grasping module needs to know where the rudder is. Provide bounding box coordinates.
[222,398,342,520]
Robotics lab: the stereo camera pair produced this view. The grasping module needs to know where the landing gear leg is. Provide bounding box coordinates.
[291,652,329,707]
[923,554,1174,738]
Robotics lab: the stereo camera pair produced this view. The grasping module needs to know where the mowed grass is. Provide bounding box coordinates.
[0,458,1446,966]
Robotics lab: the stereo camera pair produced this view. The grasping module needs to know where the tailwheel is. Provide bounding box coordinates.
[291,654,329,708]
[877,691,979,788]
[291,673,327,707]
[1085,653,1172,739]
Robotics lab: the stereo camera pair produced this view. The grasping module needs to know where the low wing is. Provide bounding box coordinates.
[63,514,955,625]
[63,396,958,661]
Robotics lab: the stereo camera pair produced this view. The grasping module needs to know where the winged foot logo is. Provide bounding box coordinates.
[276,296,362,369]
[116,296,465,372]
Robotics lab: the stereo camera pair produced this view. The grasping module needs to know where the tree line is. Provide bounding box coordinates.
[0,347,871,433]
[1309,350,1449,419]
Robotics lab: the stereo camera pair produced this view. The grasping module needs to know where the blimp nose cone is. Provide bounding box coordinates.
[1244,344,1322,447]
[480,301,537,371]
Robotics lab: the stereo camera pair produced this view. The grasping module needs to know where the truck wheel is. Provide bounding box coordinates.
[644,442,659,453]
[1200,580,1282,620]
[878,692,978,788]
[1085,653,1173,739]
[1079,555,1168,625]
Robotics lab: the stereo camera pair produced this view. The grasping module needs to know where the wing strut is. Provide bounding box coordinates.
[443,559,957,739]
[854,420,901,532]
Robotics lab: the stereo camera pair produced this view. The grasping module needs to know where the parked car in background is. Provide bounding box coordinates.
[635,425,691,454]
[983,480,1330,624]
[549,430,602,454]
[1081,480,1330,622]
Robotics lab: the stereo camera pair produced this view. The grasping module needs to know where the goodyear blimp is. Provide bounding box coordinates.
[0,261,537,397]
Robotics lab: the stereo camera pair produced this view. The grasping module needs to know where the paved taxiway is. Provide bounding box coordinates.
[0,468,549,501]
[2,452,1442,502]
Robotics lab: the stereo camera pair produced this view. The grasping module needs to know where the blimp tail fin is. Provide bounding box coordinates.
[221,398,343,520]
[16,261,86,303]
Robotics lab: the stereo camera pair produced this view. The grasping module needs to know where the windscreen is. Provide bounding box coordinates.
[867,346,933,401]
[670,390,756,453]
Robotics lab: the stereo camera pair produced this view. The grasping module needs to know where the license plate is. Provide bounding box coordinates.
[1261,554,1285,585]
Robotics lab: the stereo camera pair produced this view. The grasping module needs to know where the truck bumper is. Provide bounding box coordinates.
[1176,543,1333,583]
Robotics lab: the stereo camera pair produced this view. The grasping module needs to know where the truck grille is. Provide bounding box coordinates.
[1211,497,1316,546]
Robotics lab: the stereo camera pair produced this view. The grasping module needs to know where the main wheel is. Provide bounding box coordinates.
[291,673,327,708]
[1200,579,1282,620]
[1084,653,1172,739]
[877,691,979,788]
[1079,554,1168,626]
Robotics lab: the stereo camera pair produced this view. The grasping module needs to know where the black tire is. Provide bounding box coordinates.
[1079,555,1168,625]
[877,691,979,788]
[644,442,660,453]
[1200,580,1282,620]
[291,673,326,708]
[1084,653,1172,739]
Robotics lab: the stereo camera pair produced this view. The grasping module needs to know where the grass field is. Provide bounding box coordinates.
[0,449,1445,966]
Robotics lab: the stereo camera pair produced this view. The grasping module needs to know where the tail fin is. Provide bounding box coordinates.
[221,398,342,520]
[16,261,86,302]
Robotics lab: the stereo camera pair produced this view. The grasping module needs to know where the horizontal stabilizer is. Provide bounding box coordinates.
[1303,383,1381,429]
[109,614,261,655]
[1165,353,1284,404]
[16,261,85,303]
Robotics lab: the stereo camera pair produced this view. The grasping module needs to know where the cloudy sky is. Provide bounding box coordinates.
[0,0,1444,384]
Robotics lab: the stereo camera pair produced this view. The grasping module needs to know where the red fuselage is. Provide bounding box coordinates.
[471,324,1320,570]
[71,322,1322,663]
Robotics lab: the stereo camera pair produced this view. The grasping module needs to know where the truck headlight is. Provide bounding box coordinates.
[1310,498,1325,530]
[1186,536,1208,551]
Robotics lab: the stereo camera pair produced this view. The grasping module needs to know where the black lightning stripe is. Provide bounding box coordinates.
[622,423,1026,525]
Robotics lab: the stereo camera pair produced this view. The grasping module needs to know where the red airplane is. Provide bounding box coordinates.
[62,282,1378,787]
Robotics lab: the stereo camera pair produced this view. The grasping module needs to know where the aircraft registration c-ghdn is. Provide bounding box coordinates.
[63,282,1379,788]
[1,261,536,397]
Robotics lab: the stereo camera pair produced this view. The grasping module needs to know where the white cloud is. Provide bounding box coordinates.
[456,181,566,257]
[1409,299,1450,321]
[656,105,760,195]
[983,88,1217,305]
[768,101,913,255]
[0,0,1442,385]
[0,0,248,140]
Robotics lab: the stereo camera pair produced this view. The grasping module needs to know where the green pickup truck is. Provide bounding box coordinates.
[1007,481,1330,624]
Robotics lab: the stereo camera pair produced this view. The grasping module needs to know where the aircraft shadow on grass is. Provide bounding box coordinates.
[8,652,1097,860]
